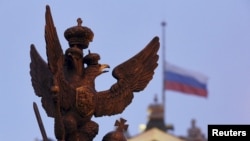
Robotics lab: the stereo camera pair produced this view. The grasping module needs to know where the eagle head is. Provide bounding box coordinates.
[84,51,110,77]
[85,63,110,77]
[65,47,83,70]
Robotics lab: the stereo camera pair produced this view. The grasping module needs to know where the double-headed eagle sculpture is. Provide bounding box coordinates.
[30,5,160,141]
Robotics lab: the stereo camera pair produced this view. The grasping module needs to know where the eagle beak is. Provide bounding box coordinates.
[100,64,110,73]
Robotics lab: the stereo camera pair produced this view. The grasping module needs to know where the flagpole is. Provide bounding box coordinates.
[161,22,175,132]
[161,21,166,114]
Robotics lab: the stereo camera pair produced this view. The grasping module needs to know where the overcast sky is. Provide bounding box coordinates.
[1,0,250,141]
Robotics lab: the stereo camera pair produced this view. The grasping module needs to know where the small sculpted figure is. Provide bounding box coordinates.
[30,5,159,141]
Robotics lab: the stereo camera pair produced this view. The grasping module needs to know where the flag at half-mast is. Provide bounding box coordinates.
[164,62,208,97]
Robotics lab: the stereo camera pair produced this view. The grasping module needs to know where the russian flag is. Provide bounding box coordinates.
[164,62,208,97]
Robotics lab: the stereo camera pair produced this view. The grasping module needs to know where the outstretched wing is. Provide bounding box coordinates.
[30,45,75,117]
[94,36,160,117]
[45,5,64,75]
[30,45,55,117]
[30,5,71,117]
[44,5,76,112]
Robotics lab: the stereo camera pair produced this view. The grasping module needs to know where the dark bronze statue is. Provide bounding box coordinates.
[30,5,159,141]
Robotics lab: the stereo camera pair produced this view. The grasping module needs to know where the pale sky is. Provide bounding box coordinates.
[1,0,250,141]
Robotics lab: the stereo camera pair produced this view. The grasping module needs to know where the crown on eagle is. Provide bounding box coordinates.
[64,18,94,49]
[84,50,100,65]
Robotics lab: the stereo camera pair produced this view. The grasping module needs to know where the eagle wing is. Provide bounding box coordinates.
[94,36,160,117]
[30,5,74,117]
[44,5,64,74]
[30,45,55,117]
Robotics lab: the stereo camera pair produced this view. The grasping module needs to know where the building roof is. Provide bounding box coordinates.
[128,127,184,141]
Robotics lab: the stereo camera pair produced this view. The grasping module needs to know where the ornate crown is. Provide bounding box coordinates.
[84,50,100,65]
[64,18,94,49]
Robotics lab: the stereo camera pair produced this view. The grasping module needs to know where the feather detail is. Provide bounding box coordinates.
[94,36,160,117]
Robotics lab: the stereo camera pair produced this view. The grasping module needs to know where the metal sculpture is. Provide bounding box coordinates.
[102,118,128,141]
[30,5,159,141]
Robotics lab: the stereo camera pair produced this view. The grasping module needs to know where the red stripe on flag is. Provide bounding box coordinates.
[165,81,207,97]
